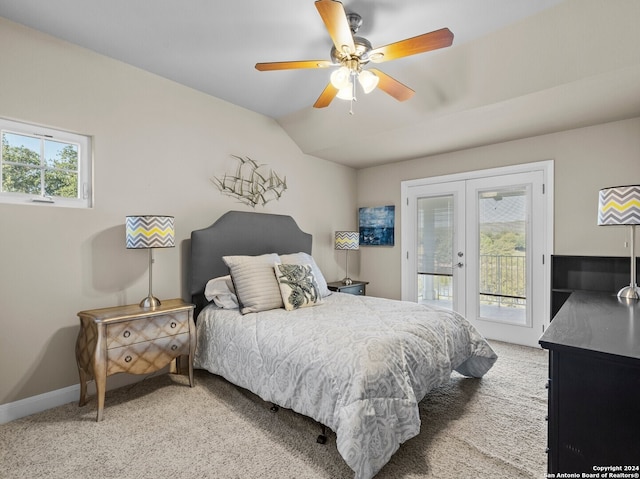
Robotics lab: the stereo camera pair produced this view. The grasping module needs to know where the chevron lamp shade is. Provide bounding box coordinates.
[598,185,640,226]
[126,215,175,249]
[334,231,359,250]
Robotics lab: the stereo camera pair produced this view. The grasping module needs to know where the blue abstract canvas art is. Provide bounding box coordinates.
[359,205,395,246]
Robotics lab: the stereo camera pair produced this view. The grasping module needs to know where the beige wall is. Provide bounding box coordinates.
[2,12,640,407]
[0,18,357,405]
[357,117,640,299]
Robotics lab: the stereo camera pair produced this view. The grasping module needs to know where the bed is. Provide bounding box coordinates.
[190,211,498,479]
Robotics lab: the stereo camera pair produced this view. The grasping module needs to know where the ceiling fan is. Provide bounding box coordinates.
[255,0,454,112]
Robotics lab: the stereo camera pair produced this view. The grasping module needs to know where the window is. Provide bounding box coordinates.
[0,118,92,208]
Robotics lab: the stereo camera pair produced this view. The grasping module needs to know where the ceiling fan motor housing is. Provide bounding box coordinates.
[330,36,373,65]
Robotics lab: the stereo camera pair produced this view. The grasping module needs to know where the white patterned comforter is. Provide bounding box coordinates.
[194,293,497,479]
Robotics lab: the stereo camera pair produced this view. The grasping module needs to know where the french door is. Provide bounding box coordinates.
[401,162,552,347]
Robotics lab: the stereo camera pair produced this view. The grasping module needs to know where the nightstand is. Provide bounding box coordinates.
[327,280,369,296]
[75,298,195,421]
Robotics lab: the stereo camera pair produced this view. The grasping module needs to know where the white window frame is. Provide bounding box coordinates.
[0,117,92,208]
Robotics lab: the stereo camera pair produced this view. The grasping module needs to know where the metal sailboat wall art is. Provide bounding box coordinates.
[212,155,287,207]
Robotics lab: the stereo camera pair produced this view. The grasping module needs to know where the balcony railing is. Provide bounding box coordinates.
[479,254,526,307]
[418,255,526,308]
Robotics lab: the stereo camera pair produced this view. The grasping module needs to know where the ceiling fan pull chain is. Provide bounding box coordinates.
[352,73,357,101]
[349,72,357,115]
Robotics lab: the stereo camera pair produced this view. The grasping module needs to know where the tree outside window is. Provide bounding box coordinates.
[1,132,79,198]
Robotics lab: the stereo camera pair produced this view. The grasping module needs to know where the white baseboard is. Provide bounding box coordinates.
[0,373,155,424]
[0,384,82,424]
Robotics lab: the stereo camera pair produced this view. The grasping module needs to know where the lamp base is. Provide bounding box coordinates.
[342,277,353,285]
[139,295,161,309]
[617,284,640,301]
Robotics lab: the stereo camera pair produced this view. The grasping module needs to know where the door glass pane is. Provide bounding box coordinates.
[477,187,527,324]
[417,195,454,310]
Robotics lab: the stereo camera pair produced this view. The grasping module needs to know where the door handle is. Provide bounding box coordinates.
[457,262,464,268]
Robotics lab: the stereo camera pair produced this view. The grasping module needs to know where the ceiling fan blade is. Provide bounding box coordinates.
[313,83,339,108]
[255,60,334,71]
[369,69,415,102]
[369,28,454,63]
[315,0,355,55]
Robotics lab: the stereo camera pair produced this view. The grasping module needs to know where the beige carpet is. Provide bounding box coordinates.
[1,341,548,479]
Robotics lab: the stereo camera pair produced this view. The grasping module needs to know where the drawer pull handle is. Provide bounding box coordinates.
[170,322,177,328]
[125,355,132,363]
[123,331,131,338]
[171,344,178,351]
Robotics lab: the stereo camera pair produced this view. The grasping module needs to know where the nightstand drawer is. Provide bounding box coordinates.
[339,284,366,295]
[107,332,190,375]
[327,280,369,295]
[327,281,368,295]
[106,312,189,349]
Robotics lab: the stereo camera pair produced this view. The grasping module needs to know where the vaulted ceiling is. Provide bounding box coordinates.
[1,0,639,168]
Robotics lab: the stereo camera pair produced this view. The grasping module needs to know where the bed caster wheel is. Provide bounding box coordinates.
[270,405,279,413]
[316,434,327,444]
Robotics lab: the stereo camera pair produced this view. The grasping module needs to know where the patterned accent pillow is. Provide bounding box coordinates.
[223,254,282,314]
[274,263,322,311]
[279,252,331,298]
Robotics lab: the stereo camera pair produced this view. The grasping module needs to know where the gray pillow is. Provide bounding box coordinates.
[222,253,282,314]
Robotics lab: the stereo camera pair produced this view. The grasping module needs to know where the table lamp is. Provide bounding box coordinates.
[335,231,359,285]
[126,215,175,308]
[598,185,640,300]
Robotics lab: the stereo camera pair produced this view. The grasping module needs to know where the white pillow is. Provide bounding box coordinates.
[204,275,239,309]
[274,263,321,311]
[279,252,331,298]
[222,253,283,314]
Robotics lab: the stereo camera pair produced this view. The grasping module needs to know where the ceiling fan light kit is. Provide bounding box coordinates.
[329,62,379,112]
[358,70,379,94]
[336,84,354,101]
[330,65,353,90]
[255,0,454,113]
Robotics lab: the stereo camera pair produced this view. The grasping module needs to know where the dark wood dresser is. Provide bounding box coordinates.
[539,291,640,474]
[550,255,639,318]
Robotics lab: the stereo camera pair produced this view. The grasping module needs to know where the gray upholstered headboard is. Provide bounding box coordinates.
[189,210,312,317]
